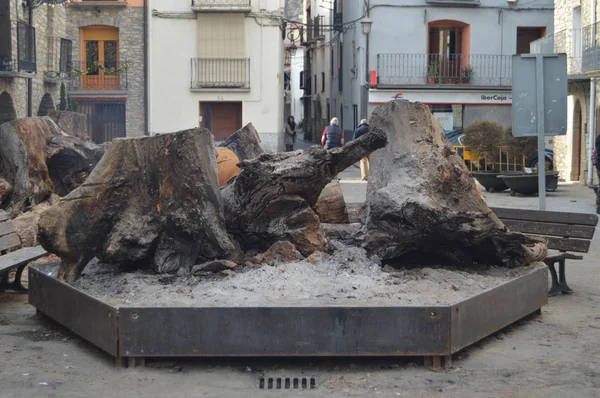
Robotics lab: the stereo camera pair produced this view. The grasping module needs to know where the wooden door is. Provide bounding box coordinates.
[571,101,582,181]
[200,102,242,141]
[81,26,120,91]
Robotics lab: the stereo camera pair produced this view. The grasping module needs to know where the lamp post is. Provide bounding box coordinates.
[361,14,372,118]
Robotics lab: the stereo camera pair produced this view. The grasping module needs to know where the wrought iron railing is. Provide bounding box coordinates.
[191,58,250,89]
[0,56,14,72]
[46,37,72,78]
[582,22,600,74]
[17,21,36,72]
[530,29,583,75]
[191,0,251,9]
[67,60,129,91]
[376,53,512,86]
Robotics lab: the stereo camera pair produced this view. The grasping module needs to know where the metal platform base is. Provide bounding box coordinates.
[28,263,548,370]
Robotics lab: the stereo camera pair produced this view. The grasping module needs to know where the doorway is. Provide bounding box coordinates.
[516,27,546,55]
[81,26,120,91]
[199,102,242,141]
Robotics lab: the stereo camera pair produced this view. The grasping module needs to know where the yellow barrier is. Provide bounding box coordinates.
[453,145,527,172]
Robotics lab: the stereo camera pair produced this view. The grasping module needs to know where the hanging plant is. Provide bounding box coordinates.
[71,61,129,76]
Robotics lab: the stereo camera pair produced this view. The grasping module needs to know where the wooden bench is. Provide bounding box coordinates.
[0,210,48,292]
[492,207,599,297]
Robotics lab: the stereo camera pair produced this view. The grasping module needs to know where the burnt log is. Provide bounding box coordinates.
[0,117,104,217]
[314,180,350,223]
[218,123,264,161]
[38,129,235,281]
[222,130,387,255]
[363,100,546,268]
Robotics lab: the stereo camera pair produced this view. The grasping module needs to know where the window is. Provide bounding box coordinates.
[0,0,10,70]
[17,21,36,72]
[353,104,358,129]
[321,72,325,92]
[300,71,305,89]
[338,42,343,92]
[59,38,72,73]
[326,99,330,120]
[314,74,317,94]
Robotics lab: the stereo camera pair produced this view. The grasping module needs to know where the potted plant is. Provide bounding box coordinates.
[427,63,440,84]
[460,66,474,84]
[463,120,509,192]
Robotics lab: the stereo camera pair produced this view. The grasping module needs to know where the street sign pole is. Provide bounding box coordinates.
[535,54,546,211]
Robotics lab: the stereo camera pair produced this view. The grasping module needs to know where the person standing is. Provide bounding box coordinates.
[354,119,370,181]
[321,117,344,149]
[595,135,600,214]
[284,115,296,152]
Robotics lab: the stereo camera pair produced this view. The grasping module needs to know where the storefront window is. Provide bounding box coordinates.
[430,104,463,132]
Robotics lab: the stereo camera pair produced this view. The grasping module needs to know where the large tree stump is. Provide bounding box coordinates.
[363,100,545,268]
[0,117,104,217]
[222,131,387,255]
[38,129,235,281]
[218,123,264,161]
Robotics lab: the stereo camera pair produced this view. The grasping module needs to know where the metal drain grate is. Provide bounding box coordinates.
[259,377,316,389]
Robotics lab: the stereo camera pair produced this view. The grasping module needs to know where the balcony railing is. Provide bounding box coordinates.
[0,57,14,73]
[530,29,583,76]
[67,60,129,92]
[583,22,600,75]
[376,53,512,86]
[191,0,251,12]
[17,21,36,73]
[45,37,72,80]
[191,58,250,90]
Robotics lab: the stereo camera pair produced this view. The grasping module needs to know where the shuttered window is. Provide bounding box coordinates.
[197,14,245,58]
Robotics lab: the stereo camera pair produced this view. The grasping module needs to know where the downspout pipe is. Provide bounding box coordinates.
[143,0,149,135]
[27,5,33,117]
[588,0,597,186]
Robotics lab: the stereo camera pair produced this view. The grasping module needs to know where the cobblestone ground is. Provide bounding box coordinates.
[1,183,599,397]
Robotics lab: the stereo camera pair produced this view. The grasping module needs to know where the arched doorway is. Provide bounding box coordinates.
[37,93,55,116]
[571,99,583,181]
[0,91,17,124]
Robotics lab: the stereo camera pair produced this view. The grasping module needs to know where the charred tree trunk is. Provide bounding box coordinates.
[314,180,350,223]
[222,130,387,255]
[218,123,264,161]
[363,100,545,268]
[0,117,103,217]
[38,129,235,282]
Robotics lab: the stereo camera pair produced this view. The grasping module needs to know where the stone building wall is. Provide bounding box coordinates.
[0,3,66,121]
[66,5,145,137]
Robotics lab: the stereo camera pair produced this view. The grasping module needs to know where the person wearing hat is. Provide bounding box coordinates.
[354,119,370,181]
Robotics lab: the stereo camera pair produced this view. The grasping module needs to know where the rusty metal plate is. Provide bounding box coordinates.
[28,263,118,356]
[118,306,451,357]
[450,266,548,354]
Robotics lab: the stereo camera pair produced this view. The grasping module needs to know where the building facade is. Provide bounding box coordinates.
[335,0,553,140]
[533,0,600,185]
[148,0,284,152]
[65,0,146,143]
[0,0,67,123]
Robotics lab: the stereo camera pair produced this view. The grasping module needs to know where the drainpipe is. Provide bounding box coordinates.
[588,0,597,186]
[27,5,33,117]
[143,0,149,135]
[364,0,370,88]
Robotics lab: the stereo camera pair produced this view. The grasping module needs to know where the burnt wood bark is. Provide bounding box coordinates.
[38,129,235,281]
[363,100,546,268]
[0,117,104,217]
[221,130,387,255]
[218,123,264,161]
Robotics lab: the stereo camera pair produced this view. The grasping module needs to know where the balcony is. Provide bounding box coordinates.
[17,21,36,73]
[530,29,583,77]
[45,37,72,83]
[67,60,129,93]
[583,22,600,76]
[191,0,251,13]
[313,16,324,41]
[70,0,127,8]
[376,53,512,87]
[191,58,250,90]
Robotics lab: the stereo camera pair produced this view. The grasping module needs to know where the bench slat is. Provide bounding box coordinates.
[0,220,16,239]
[0,210,8,223]
[0,233,21,253]
[526,235,591,253]
[502,219,596,239]
[0,246,48,273]
[492,207,599,226]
